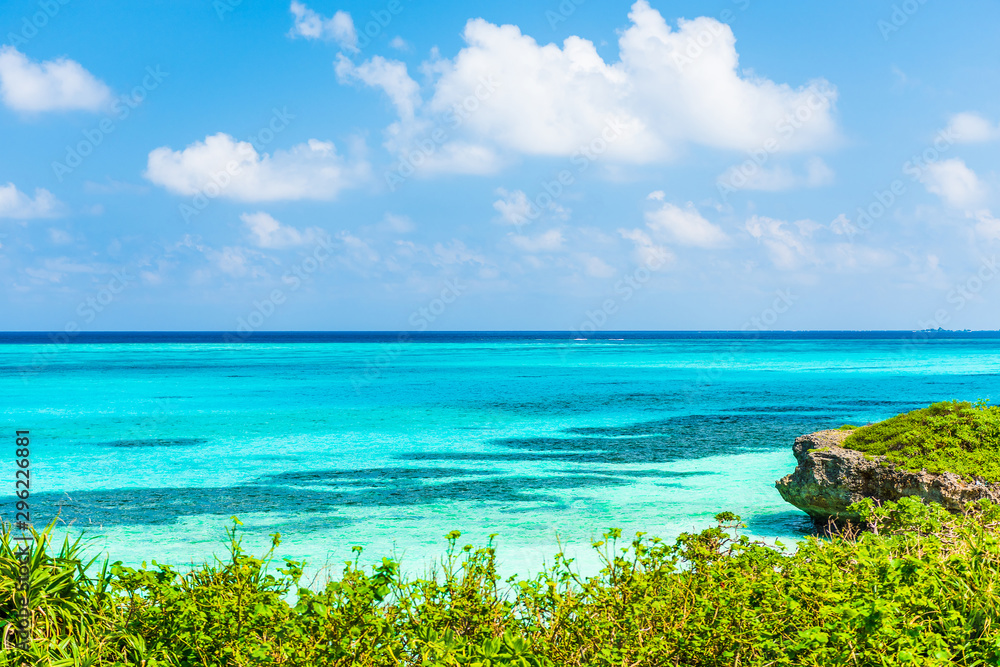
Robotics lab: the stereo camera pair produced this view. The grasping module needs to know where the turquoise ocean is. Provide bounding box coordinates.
[2,331,997,579]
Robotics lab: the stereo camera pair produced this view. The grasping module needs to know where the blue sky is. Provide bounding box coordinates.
[2,0,1000,332]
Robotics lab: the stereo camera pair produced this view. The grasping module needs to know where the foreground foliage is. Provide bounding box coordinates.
[843,400,1000,481]
[5,498,1000,666]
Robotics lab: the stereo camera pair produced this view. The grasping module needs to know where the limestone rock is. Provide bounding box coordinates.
[774,429,1000,521]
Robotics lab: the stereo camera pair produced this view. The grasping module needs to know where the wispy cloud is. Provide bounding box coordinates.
[240,211,321,248]
[288,1,358,52]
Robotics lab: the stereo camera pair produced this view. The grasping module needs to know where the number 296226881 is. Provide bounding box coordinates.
[14,430,32,650]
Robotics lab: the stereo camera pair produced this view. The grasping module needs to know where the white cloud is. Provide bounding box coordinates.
[335,54,420,119]
[432,239,486,266]
[389,36,409,51]
[240,211,319,248]
[510,229,564,253]
[945,112,1000,144]
[0,46,112,112]
[745,215,815,271]
[145,133,369,202]
[829,213,860,238]
[736,165,798,191]
[493,188,534,225]
[288,1,358,52]
[973,210,1000,240]
[215,246,256,277]
[344,1,838,173]
[827,243,894,273]
[492,187,568,226]
[719,156,834,192]
[173,236,272,281]
[0,182,63,219]
[618,228,674,268]
[24,267,62,283]
[406,141,505,176]
[385,236,491,274]
[804,157,835,186]
[644,202,729,248]
[920,158,986,209]
[743,215,892,273]
[337,230,381,267]
[23,257,109,283]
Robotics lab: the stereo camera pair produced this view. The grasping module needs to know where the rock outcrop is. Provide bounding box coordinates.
[775,429,1000,522]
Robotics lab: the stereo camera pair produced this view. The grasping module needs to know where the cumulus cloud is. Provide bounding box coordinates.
[240,211,320,248]
[919,158,986,209]
[0,46,112,112]
[643,202,729,248]
[144,133,369,202]
[335,54,420,119]
[945,112,1000,144]
[0,183,63,219]
[288,1,358,52]
[341,1,838,173]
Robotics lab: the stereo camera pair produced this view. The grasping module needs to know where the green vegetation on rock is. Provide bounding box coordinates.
[842,400,1000,482]
[7,500,1000,666]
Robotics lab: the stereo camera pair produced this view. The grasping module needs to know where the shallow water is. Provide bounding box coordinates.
[2,331,997,579]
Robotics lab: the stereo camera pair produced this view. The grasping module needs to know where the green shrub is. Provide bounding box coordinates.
[6,499,1000,666]
[842,400,1000,481]
[0,522,167,665]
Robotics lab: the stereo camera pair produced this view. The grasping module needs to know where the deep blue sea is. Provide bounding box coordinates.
[2,331,998,578]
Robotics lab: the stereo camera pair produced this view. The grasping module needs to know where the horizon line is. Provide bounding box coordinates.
[1,329,997,335]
